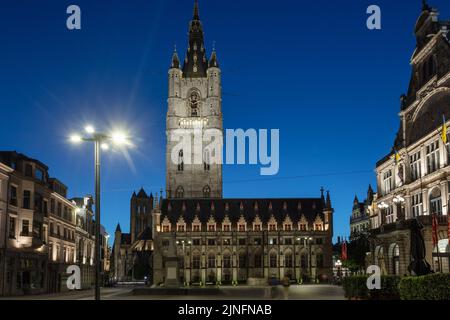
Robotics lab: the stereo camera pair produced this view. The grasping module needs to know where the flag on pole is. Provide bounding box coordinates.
[341,239,348,261]
[431,213,439,247]
[393,148,401,164]
[442,115,447,144]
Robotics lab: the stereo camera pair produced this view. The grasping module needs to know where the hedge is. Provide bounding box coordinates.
[342,275,401,300]
[399,273,450,300]
[343,273,450,300]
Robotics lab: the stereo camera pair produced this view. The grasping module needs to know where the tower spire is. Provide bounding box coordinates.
[422,0,431,11]
[183,0,208,78]
[193,0,200,20]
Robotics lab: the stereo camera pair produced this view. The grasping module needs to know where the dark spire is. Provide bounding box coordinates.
[137,187,148,198]
[422,0,431,11]
[353,195,359,205]
[320,187,325,205]
[208,48,219,68]
[193,0,200,20]
[115,223,121,233]
[171,46,180,69]
[326,191,332,209]
[366,184,374,204]
[182,0,208,78]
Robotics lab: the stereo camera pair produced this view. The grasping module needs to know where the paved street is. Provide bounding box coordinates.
[0,285,345,300]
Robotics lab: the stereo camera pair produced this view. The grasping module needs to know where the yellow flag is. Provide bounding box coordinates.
[442,117,448,144]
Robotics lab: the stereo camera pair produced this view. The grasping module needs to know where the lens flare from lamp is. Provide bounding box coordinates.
[70,134,82,143]
[101,143,109,151]
[85,125,95,134]
[111,131,128,145]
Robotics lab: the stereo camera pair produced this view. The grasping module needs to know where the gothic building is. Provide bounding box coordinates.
[370,2,450,275]
[165,0,222,199]
[112,1,334,285]
[349,186,374,240]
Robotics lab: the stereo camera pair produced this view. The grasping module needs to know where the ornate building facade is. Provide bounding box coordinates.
[0,151,108,296]
[113,1,335,286]
[152,196,334,285]
[370,2,450,275]
[349,186,374,240]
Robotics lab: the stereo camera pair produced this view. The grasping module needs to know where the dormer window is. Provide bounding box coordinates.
[269,224,277,231]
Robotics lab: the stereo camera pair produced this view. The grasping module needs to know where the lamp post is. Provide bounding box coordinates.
[335,259,342,279]
[304,237,313,282]
[70,125,130,300]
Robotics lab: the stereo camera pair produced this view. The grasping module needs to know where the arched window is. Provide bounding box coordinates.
[238,252,247,268]
[391,244,400,275]
[430,187,442,216]
[192,253,201,269]
[300,253,308,269]
[269,252,277,268]
[203,185,211,198]
[208,253,216,268]
[189,91,200,117]
[203,149,210,171]
[223,253,231,268]
[176,186,184,198]
[284,252,293,268]
[254,253,262,268]
[178,150,184,171]
[316,252,324,268]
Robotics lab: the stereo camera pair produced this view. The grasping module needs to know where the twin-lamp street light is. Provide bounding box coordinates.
[70,125,131,300]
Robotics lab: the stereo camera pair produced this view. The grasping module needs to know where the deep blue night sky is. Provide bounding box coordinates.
[1,0,449,243]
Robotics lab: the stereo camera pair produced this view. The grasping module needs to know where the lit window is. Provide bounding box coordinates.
[409,151,422,181]
[426,141,440,174]
[383,170,392,195]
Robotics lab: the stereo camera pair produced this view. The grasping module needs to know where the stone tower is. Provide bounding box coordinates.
[166,0,223,199]
[130,188,153,243]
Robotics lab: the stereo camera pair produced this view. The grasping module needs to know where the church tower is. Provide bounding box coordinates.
[130,188,153,243]
[166,0,223,199]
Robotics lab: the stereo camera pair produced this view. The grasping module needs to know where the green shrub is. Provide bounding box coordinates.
[343,275,401,300]
[342,276,369,299]
[399,273,450,300]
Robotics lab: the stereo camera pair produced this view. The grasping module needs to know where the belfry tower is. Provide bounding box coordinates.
[166,0,223,199]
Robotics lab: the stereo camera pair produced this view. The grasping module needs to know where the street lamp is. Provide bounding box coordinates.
[335,259,342,279]
[304,237,313,282]
[69,125,131,300]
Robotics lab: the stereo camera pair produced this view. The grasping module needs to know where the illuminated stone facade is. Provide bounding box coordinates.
[369,3,450,275]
